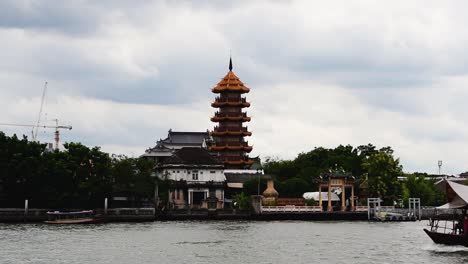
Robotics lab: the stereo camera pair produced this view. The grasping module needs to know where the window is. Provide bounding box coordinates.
[192,171,198,180]
[200,171,203,174]
[173,170,175,173]
[210,171,216,174]
[177,171,179,173]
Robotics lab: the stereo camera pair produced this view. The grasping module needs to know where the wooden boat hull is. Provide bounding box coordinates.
[45,218,104,224]
[423,228,468,247]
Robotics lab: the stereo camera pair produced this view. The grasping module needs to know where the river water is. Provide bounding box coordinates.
[1,221,467,264]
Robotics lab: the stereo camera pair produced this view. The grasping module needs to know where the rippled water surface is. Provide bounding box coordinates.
[1,221,468,264]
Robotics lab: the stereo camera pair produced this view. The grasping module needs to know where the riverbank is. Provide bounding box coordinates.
[0,208,396,222]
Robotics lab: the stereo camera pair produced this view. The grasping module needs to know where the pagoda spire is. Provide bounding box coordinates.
[229,57,233,72]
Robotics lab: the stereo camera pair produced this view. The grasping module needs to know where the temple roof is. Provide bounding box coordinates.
[163,147,222,165]
[160,130,210,145]
[212,71,250,93]
[145,130,211,153]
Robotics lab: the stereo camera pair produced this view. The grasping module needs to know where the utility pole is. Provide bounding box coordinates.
[438,160,443,176]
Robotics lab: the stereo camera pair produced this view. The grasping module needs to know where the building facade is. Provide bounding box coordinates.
[156,147,225,209]
[209,59,253,169]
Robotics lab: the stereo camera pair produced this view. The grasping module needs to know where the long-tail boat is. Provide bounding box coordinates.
[45,210,103,224]
[424,179,468,246]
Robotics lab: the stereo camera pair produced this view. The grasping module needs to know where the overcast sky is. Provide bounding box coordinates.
[1,0,467,174]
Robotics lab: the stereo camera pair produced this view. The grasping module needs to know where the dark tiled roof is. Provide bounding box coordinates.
[164,147,221,165]
[161,131,209,145]
[249,156,263,170]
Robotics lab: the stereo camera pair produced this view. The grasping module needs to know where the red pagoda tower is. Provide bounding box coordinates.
[209,58,253,169]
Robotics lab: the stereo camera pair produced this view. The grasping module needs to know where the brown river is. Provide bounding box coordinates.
[1,221,468,264]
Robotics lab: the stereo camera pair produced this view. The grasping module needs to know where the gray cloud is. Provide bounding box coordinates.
[1,0,468,174]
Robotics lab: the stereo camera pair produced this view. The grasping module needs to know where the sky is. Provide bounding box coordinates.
[1,0,468,175]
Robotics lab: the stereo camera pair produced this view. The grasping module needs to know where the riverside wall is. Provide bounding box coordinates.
[0,207,443,222]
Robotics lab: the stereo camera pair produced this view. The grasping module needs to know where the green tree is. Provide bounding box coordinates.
[363,151,403,204]
[402,174,444,206]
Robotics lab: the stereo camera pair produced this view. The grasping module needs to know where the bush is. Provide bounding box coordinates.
[233,192,251,210]
[305,198,318,206]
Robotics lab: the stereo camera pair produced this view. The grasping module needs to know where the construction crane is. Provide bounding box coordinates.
[33,82,48,141]
[0,119,72,150]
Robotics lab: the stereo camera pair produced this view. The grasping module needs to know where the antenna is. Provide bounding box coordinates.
[33,82,47,141]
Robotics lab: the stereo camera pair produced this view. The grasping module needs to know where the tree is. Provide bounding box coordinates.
[402,174,444,206]
[276,177,311,198]
[0,132,156,208]
[362,151,403,204]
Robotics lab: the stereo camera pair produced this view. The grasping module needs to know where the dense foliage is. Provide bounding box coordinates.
[0,132,156,208]
[0,132,447,208]
[257,144,445,206]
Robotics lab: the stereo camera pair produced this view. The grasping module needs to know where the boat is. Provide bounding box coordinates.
[424,179,468,247]
[45,210,104,224]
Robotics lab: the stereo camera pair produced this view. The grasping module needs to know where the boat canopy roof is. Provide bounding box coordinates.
[46,210,93,215]
[437,179,468,209]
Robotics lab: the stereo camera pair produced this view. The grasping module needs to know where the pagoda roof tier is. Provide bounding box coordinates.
[224,159,255,166]
[211,131,251,136]
[211,112,251,122]
[211,97,250,108]
[211,127,251,136]
[212,71,250,94]
[210,145,253,152]
[211,116,251,122]
[211,141,250,147]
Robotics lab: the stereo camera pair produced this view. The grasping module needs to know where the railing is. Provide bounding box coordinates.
[262,205,322,213]
[213,126,249,132]
[105,208,155,216]
[276,198,306,206]
[214,97,247,103]
[213,112,248,117]
[213,142,249,147]
[355,206,368,212]
[379,206,395,211]
[223,156,251,162]
[0,208,50,216]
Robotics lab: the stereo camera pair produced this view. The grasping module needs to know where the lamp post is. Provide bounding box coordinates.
[438,160,443,176]
[257,170,260,196]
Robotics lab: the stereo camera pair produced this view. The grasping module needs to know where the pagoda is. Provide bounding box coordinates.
[209,58,253,169]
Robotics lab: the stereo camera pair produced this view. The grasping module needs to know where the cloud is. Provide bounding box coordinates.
[1,0,468,174]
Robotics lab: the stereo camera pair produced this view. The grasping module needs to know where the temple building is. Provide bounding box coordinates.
[156,147,225,209]
[142,129,211,164]
[209,58,253,169]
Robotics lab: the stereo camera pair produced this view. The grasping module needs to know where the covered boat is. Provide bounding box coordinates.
[45,210,103,224]
[424,179,468,246]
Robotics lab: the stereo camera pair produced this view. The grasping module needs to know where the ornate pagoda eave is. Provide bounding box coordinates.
[224,159,255,166]
[211,101,250,108]
[211,131,252,136]
[211,71,250,94]
[210,145,253,152]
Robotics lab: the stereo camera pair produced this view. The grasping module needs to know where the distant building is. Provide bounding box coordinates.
[142,129,211,164]
[209,58,253,169]
[156,147,225,209]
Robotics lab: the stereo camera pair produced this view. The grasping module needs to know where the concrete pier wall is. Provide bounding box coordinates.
[0,208,156,222]
[0,207,442,222]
